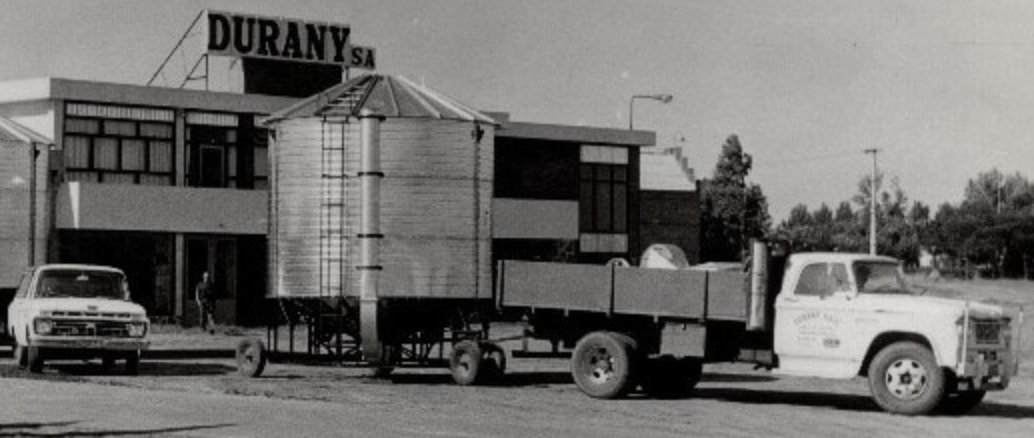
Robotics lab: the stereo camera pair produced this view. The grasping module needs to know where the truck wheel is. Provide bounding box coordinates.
[449,340,483,385]
[571,331,638,399]
[236,338,267,378]
[26,346,44,373]
[479,342,507,383]
[124,351,140,376]
[642,356,703,398]
[868,342,945,415]
[938,390,986,415]
[13,344,27,368]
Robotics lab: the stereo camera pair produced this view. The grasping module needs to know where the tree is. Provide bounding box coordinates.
[700,135,771,261]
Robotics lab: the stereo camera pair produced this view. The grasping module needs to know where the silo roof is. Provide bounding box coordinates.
[0,115,51,145]
[264,74,497,125]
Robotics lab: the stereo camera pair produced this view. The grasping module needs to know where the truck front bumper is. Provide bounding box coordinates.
[30,336,149,351]
[956,349,1013,391]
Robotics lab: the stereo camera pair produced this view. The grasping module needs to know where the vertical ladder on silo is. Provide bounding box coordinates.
[319,119,349,298]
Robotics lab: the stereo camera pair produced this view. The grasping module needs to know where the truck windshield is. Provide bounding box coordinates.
[36,270,125,299]
[852,262,908,294]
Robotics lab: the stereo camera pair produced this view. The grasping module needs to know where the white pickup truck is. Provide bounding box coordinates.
[6,264,150,374]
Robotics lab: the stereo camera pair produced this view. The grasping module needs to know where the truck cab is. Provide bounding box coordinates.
[7,264,150,374]
[772,253,1019,414]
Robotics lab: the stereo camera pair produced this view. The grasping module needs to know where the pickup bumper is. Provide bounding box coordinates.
[30,336,149,351]
[955,348,1013,391]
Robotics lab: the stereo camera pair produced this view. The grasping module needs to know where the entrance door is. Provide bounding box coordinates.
[186,237,237,325]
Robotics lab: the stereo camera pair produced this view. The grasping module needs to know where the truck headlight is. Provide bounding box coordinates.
[34,318,53,335]
[128,322,147,337]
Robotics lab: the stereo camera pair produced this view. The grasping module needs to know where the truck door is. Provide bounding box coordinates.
[774,262,858,377]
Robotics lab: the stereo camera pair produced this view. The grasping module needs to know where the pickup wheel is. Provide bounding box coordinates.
[26,346,44,373]
[449,340,483,385]
[868,342,945,415]
[571,331,638,399]
[124,350,140,376]
[236,338,267,378]
[938,390,986,415]
[13,344,28,368]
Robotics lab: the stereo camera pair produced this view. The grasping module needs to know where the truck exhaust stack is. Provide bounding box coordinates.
[747,239,768,331]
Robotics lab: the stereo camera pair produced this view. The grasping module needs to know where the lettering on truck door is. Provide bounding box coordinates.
[774,262,857,377]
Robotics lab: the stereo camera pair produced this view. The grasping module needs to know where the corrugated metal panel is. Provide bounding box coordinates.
[186,111,238,127]
[270,117,493,299]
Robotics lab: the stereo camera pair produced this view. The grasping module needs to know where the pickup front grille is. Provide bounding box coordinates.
[50,320,131,337]
[972,320,1004,345]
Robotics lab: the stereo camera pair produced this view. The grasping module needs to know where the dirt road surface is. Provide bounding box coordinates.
[2,356,1033,438]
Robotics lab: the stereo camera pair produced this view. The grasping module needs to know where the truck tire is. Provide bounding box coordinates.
[938,390,986,415]
[642,356,703,398]
[236,338,267,378]
[124,350,140,376]
[26,346,44,373]
[571,331,638,399]
[868,341,945,415]
[449,340,484,385]
[479,342,507,383]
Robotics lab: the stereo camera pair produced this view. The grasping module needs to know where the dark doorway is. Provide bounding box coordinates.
[186,237,237,325]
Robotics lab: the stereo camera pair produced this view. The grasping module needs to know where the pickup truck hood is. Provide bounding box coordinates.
[27,298,147,316]
[860,294,1007,319]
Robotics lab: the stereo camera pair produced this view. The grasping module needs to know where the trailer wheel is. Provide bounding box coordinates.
[642,356,703,398]
[236,338,268,378]
[937,390,986,415]
[479,342,507,383]
[571,331,637,399]
[26,346,44,373]
[450,340,483,385]
[868,341,945,415]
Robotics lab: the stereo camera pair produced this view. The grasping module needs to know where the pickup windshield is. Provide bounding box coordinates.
[35,270,125,299]
[852,262,908,294]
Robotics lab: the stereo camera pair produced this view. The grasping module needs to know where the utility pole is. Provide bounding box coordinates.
[864,148,880,256]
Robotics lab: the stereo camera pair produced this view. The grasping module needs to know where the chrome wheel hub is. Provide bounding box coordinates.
[885,358,928,399]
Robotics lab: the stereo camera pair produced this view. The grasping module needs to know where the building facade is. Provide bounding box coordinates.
[0,77,687,325]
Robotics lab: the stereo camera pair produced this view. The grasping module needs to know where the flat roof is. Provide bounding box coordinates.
[0,77,298,114]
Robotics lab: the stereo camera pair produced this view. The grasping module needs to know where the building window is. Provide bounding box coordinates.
[187,112,268,190]
[579,145,630,253]
[63,103,175,185]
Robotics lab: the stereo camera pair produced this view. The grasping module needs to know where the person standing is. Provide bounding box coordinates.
[194,271,216,334]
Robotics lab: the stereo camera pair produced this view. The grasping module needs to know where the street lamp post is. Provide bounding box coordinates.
[629,94,673,130]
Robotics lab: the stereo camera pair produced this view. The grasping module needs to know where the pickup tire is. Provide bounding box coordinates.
[124,350,140,376]
[571,331,638,399]
[868,341,945,415]
[938,390,986,415]
[26,346,44,373]
[449,340,484,385]
[13,344,27,368]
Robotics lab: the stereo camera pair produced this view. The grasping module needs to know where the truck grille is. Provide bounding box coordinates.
[51,320,131,337]
[972,320,1003,344]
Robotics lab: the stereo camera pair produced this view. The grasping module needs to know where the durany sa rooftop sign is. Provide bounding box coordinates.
[205,10,376,69]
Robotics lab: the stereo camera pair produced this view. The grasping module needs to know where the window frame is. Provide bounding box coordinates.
[62,104,175,186]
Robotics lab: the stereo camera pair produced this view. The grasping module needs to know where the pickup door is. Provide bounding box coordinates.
[774,261,860,378]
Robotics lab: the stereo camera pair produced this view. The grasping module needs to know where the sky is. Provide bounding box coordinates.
[2,0,1033,221]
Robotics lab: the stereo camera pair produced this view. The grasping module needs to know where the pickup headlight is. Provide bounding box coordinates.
[34,318,53,335]
[128,322,147,337]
